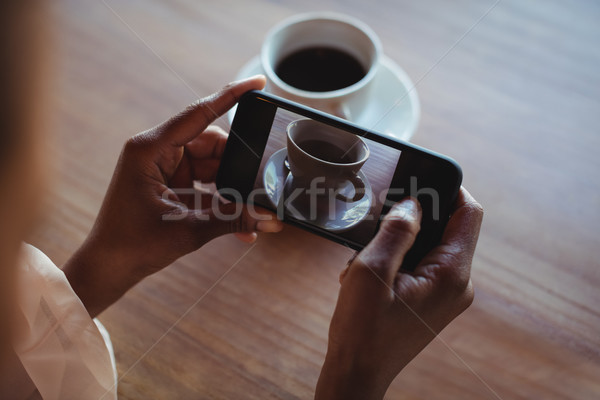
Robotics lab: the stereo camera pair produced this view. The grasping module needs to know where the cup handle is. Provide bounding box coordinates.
[335,174,366,203]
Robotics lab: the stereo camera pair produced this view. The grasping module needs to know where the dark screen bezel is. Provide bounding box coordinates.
[216,90,462,258]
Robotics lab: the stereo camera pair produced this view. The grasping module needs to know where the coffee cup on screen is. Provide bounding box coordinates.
[286,119,370,202]
[261,13,382,120]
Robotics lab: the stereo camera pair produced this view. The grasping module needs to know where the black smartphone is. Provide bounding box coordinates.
[216,90,462,270]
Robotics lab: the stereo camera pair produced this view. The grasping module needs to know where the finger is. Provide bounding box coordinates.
[235,232,258,243]
[188,158,221,182]
[354,197,422,285]
[339,251,359,284]
[416,187,483,284]
[160,75,266,147]
[441,187,484,251]
[185,127,229,182]
[185,126,228,159]
[339,266,350,284]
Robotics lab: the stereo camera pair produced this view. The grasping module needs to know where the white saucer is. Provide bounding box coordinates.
[228,55,420,141]
[263,148,373,232]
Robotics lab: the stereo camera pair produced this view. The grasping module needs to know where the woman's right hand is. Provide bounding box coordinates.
[316,188,483,400]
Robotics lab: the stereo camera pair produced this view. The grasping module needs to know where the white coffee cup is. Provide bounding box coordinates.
[261,12,382,120]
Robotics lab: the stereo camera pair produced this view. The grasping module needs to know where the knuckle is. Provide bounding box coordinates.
[179,97,212,128]
[460,280,475,310]
[448,280,475,316]
[124,135,142,149]
[430,250,473,299]
[123,133,151,155]
[193,99,215,125]
[353,252,389,280]
[216,84,240,109]
[428,267,474,317]
[191,97,210,113]
[226,86,239,104]
[221,81,237,96]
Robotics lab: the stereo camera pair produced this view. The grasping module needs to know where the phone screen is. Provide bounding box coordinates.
[219,91,462,266]
[250,107,401,247]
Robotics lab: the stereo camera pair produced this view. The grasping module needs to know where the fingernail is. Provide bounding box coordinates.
[256,219,283,233]
[388,198,420,221]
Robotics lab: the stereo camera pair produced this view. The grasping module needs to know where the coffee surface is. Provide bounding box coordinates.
[275,46,366,92]
[298,139,354,163]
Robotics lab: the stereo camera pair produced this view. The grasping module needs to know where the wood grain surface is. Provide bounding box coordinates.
[30,0,600,398]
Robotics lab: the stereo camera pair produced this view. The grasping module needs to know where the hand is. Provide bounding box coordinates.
[63,75,283,317]
[315,188,483,399]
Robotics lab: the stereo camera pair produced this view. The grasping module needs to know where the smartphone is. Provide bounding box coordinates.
[216,90,462,271]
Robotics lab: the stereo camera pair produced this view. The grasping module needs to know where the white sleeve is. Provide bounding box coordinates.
[12,244,117,400]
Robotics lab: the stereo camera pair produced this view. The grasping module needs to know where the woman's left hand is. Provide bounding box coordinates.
[63,75,282,317]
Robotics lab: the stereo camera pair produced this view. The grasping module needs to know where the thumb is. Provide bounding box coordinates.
[159,75,266,147]
[356,197,422,284]
[190,202,283,241]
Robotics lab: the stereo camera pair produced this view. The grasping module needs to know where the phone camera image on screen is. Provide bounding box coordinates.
[218,91,462,265]
[251,108,401,245]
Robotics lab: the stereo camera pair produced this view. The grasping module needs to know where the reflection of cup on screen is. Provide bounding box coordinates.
[286,119,369,202]
[261,12,382,119]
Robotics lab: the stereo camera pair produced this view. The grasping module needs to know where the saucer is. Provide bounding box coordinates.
[263,148,373,232]
[228,55,420,141]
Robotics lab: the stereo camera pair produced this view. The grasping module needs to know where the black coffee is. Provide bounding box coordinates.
[298,140,354,163]
[275,46,366,92]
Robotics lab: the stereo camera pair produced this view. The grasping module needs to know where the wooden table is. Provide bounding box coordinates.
[33,0,600,398]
